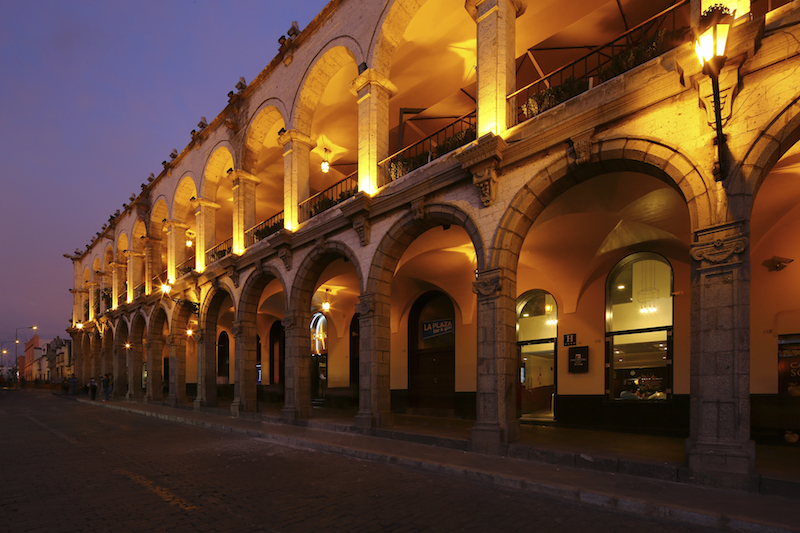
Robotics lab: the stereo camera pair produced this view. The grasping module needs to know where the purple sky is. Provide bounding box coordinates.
[0,0,329,350]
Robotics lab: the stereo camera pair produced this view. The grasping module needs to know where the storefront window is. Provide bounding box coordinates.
[517,290,557,419]
[606,253,672,401]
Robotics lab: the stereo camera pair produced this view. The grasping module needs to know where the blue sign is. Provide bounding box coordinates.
[421,319,454,340]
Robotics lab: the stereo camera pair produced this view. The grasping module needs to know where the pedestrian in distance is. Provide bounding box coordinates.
[102,374,111,401]
[89,377,98,401]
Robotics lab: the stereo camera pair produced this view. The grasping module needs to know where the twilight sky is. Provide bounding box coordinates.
[0,0,330,350]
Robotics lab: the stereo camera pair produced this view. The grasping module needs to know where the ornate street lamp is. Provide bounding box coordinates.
[695,5,734,180]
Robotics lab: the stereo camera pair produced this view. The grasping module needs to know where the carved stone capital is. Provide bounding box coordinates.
[281,312,296,329]
[411,197,426,221]
[278,248,292,271]
[465,0,527,21]
[227,266,240,288]
[473,269,502,298]
[356,293,375,316]
[472,166,498,207]
[691,222,748,269]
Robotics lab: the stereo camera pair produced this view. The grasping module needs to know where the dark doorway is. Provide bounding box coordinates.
[268,321,285,386]
[408,291,456,413]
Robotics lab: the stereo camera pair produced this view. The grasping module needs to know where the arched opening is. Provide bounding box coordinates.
[605,253,673,402]
[201,147,235,266]
[268,321,285,401]
[517,290,557,420]
[514,169,690,432]
[217,331,230,382]
[243,105,286,245]
[115,233,129,307]
[131,219,148,298]
[750,139,800,442]
[310,312,328,402]
[199,289,235,407]
[173,175,198,278]
[114,320,129,399]
[150,198,169,286]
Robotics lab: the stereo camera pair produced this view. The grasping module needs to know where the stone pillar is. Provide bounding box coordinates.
[126,340,144,399]
[166,333,186,406]
[354,292,393,428]
[685,221,755,488]
[467,0,527,136]
[113,339,128,399]
[127,251,145,302]
[143,240,155,295]
[281,311,312,420]
[471,267,519,454]
[350,68,397,194]
[230,170,261,255]
[144,335,164,403]
[110,262,124,309]
[165,221,188,283]
[231,319,258,414]
[192,199,220,273]
[278,129,315,231]
[193,330,217,409]
[68,331,82,382]
[87,282,98,321]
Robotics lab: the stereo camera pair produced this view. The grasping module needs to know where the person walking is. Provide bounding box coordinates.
[102,374,111,401]
[89,377,98,401]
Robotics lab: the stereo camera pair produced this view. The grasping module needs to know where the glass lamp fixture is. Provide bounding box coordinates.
[161,283,172,295]
[321,148,331,173]
[321,289,331,312]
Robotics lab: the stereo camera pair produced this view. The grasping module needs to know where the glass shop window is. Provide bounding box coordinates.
[606,253,673,401]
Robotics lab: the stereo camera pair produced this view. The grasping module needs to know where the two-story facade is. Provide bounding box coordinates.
[65,0,800,488]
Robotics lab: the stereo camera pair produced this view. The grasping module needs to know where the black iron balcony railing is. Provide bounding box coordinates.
[298,172,358,224]
[206,238,233,265]
[378,111,477,188]
[177,255,195,276]
[152,270,167,287]
[245,211,284,248]
[507,0,689,127]
[117,292,126,306]
[134,283,145,299]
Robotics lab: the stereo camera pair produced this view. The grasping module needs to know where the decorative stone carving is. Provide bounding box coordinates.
[356,293,374,316]
[411,197,425,221]
[315,236,327,252]
[465,0,527,20]
[691,237,747,265]
[281,313,295,329]
[353,215,371,247]
[456,133,508,208]
[227,266,240,288]
[278,248,292,271]
[570,128,594,166]
[473,270,502,297]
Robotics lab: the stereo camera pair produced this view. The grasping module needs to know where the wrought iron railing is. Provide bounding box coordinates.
[177,255,195,276]
[152,270,167,286]
[507,0,690,127]
[245,211,284,247]
[134,283,145,299]
[206,238,233,265]
[378,111,477,188]
[298,172,358,224]
[118,292,126,306]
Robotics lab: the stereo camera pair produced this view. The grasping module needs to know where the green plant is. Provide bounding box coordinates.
[598,28,688,82]
[435,127,476,158]
[521,76,590,120]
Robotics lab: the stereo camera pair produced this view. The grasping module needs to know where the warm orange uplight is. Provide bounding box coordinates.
[124,343,131,349]
[75,322,84,330]
[186,329,193,337]
[161,283,172,295]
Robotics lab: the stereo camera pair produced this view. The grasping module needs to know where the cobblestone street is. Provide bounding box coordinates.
[0,391,716,533]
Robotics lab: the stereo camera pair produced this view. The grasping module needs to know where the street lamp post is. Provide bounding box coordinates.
[694,5,734,181]
[1,341,14,382]
[15,325,38,383]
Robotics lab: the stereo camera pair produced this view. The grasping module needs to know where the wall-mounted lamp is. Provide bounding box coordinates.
[321,288,331,312]
[125,343,131,349]
[764,256,793,271]
[161,283,172,295]
[75,322,84,330]
[186,329,193,337]
[695,5,734,181]
[321,148,331,174]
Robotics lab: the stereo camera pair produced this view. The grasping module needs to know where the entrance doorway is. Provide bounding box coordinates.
[517,290,558,420]
[408,291,455,414]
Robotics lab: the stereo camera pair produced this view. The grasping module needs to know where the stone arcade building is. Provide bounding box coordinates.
[65,0,800,488]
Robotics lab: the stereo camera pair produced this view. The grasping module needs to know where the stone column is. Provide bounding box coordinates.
[110,262,124,309]
[230,170,261,255]
[471,267,518,454]
[350,68,397,194]
[281,311,312,420]
[467,0,527,136]
[192,199,220,273]
[126,340,144,399]
[143,240,156,295]
[354,292,393,428]
[193,330,217,409]
[166,333,186,406]
[113,339,128,399]
[87,282,98,321]
[685,221,755,488]
[278,130,315,231]
[127,251,145,302]
[165,221,189,283]
[231,319,258,414]
[144,335,164,403]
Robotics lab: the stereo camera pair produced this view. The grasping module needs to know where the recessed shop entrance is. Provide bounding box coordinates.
[408,291,456,415]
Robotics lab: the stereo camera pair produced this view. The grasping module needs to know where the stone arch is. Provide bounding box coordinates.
[112,317,130,398]
[173,173,198,224]
[242,101,288,173]
[150,196,170,234]
[739,93,800,218]
[236,263,288,324]
[128,309,148,398]
[291,241,365,309]
[116,232,129,263]
[201,143,236,201]
[367,203,486,298]
[146,304,170,401]
[101,323,113,377]
[197,283,237,407]
[292,41,362,134]
[369,0,427,77]
[491,138,712,273]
